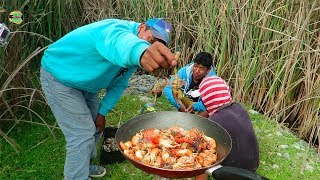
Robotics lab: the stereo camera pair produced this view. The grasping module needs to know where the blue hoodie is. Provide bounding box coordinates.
[41,19,150,115]
[163,63,216,112]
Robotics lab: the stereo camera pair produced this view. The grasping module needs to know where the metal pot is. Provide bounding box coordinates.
[115,111,267,180]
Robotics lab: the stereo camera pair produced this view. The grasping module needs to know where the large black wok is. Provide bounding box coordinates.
[115,111,267,179]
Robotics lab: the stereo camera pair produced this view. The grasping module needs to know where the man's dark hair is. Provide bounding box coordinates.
[193,52,213,69]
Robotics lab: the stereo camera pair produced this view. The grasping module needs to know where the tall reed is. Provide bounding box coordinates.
[81,0,320,146]
[0,0,84,151]
[1,0,319,151]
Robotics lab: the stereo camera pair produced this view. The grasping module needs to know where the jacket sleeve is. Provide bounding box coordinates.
[99,68,137,115]
[193,101,206,112]
[96,24,150,67]
[163,68,186,109]
[209,66,216,76]
[163,77,180,109]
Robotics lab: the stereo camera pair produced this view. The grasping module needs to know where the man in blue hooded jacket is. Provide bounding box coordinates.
[40,18,176,179]
[163,52,215,113]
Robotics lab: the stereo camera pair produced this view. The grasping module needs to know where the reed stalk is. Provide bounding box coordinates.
[1,0,319,150]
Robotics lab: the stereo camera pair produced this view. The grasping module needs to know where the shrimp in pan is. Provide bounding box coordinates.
[120,126,218,170]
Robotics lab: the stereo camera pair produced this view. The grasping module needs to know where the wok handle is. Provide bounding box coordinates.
[210,166,269,180]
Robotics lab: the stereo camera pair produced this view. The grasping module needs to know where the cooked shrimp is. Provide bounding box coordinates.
[203,135,217,150]
[135,150,146,161]
[131,133,142,146]
[120,126,218,170]
[171,148,193,157]
[158,138,175,148]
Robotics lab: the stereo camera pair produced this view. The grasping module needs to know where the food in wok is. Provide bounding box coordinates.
[119,126,217,170]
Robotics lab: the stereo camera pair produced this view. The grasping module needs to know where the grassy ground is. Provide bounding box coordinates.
[0,94,319,179]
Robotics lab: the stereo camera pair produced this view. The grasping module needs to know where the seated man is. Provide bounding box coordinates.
[163,52,216,113]
[195,76,260,180]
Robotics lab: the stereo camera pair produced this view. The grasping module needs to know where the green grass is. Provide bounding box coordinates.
[0,122,65,179]
[251,111,320,180]
[0,94,319,179]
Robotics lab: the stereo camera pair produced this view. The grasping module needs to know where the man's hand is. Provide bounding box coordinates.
[198,111,209,118]
[179,104,187,112]
[95,113,106,133]
[186,105,194,113]
[177,99,187,112]
[140,42,177,72]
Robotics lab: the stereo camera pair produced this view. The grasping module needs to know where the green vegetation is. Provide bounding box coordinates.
[251,111,319,180]
[1,0,319,151]
[0,0,319,179]
[0,94,319,179]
